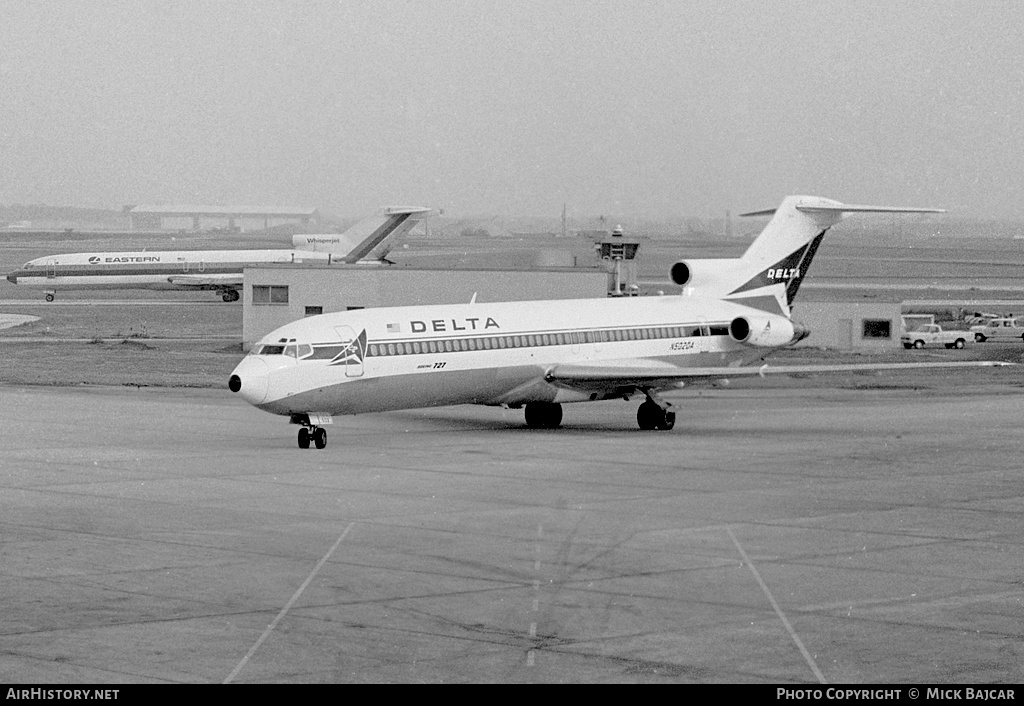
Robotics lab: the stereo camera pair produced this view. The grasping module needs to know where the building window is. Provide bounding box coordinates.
[862,319,892,339]
[305,306,323,317]
[252,285,289,305]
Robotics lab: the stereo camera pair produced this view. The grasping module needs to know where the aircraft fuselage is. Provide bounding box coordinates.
[5,249,331,292]
[230,295,782,417]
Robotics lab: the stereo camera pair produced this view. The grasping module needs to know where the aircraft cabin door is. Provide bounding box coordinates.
[46,259,57,278]
[694,316,710,354]
[334,325,365,378]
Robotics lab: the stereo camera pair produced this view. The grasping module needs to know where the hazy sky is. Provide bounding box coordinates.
[2,0,1023,219]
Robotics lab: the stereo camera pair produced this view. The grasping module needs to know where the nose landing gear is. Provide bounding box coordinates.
[291,413,331,449]
[298,426,327,449]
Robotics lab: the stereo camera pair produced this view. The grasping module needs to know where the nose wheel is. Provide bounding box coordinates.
[298,426,327,449]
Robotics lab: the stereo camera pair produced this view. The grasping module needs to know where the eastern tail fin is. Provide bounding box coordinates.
[292,206,432,261]
[721,196,944,316]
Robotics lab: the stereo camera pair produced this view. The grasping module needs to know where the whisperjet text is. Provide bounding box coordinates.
[778,689,1015,700]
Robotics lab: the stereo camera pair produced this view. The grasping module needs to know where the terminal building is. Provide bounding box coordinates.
[237,221,906,352]
[240,263,905,352]
[241,264,608,350]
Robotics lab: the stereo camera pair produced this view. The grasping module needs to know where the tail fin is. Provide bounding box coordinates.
[721,195,944,316]
[292,206,431,261]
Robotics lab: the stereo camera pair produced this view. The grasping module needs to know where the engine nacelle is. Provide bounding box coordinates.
[670,260,693,286]
[670,258,740,293]
[729,314,809,348]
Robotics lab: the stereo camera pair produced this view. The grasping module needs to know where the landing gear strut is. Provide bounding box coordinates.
[636,393,675,431]
[524,401,562,429]
[298,426,327,449]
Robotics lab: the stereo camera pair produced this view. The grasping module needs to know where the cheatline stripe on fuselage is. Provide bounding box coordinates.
[10,261,322,281]
[293,320,735,363]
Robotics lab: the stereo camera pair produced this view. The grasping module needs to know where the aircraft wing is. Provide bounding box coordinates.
[167,273,243,288]
[545,360,1013,393]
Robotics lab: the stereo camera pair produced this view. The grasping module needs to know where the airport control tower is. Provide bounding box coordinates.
[595,225,641,296]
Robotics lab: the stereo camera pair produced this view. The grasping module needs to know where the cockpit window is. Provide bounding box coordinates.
[257,344,286,355]
[284,345,297,358]
[296,344,312,358]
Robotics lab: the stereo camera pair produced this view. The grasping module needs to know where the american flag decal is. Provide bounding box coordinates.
[386,323,400,334]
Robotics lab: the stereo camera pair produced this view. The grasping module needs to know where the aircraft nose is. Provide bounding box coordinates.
[229,357,269,404]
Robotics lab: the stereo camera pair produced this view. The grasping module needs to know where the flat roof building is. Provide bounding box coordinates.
[242,264,608,350]
[123,205,318,232]
[791,300,903,350]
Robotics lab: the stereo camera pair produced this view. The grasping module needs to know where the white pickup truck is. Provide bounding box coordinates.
[970,317,1024,342]
[901,324,970,349]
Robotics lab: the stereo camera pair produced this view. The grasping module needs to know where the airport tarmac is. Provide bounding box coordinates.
[2,383,1023,683]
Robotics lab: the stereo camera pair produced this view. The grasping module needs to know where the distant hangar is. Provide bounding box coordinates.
[123,205,318,232]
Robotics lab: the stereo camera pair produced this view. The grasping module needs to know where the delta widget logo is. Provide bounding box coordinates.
[328,330,367,366]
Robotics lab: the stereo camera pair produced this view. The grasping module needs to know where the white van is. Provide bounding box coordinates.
[971,317,1024,342]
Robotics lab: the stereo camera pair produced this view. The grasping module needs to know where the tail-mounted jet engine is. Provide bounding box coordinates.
[669,258,738,291]
[729,314,809,348]
[670,261,693,286]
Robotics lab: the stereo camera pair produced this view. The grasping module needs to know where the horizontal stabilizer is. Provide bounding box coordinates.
[796,204,946,214]
[738,207,779,217]
[741,202,946,217]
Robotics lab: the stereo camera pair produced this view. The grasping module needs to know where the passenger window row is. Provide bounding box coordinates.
[366,323,728,358]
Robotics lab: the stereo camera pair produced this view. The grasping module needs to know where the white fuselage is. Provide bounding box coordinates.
[6,249,332,291]
[230,295,778,417]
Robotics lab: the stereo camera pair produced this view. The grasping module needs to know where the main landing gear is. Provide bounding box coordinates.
[298,426,327,449]
[524,401,563,428]
[45,291,56,302]
[523,393,676,431]
[637,399,675,430]
[220,289,240,302]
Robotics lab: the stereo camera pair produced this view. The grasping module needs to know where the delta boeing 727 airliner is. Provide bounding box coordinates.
[5,207,430,302]
[229,195,1007,448]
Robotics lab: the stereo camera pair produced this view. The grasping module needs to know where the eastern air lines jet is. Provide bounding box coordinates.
[5,207,431,302]
[229,195,1007,449]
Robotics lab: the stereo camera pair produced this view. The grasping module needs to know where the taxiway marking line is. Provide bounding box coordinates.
[727,527,827,685]
[527,522,543,668]
[224,521,356,684]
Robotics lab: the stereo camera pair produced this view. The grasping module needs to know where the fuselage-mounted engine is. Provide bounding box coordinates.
[669,258,738,295]
[728,314,809,348]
